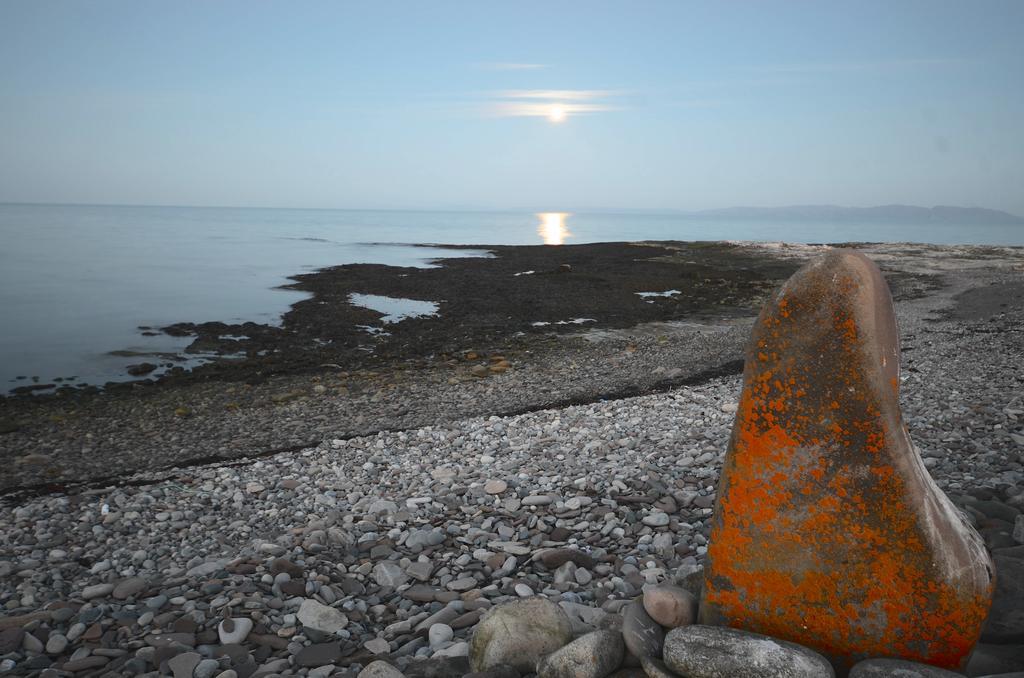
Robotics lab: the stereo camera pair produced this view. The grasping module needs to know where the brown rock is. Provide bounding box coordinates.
[250,632,290,650]
[61,656,110,672]
[227,561,258,575]
[0,611,51,631]
[82,622,103,642]
[549,526,572,542]
[699,250,994,671]
[0,628,24,654]
[269,558,304,578]
[403,585,439,602]
[538,548,596,570]
[280,580,306,597]
[451,610,483,629]
[295,641,342,667]
[112,576,148,600]
[172,616,197,634]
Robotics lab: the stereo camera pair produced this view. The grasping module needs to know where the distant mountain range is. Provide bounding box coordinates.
[690,204,1024,224]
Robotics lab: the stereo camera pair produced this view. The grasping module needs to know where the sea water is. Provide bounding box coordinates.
[1,203,1021,392]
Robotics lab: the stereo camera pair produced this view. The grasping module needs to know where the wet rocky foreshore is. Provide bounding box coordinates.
[0,241,1023,677]
[0,240,1006,495]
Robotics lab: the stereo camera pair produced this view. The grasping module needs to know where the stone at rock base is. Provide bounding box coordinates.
[671,564,704,599]
[358,659,406,678]
[535,629,624,678]
[621,599,663,659]
[966,644,1024,677]
[642,584,697,629]
[639,656,676,678]
[850,658,964,678]
[699,250,994,671]
[982,555,1024,644]
[403,656,470,678]
[463,665,518,678]
[995,545,1024,560]
[663,625,835,678]
[469,597,573,672]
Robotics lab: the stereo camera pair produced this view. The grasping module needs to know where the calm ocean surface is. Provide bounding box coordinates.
[2,203,1022,393]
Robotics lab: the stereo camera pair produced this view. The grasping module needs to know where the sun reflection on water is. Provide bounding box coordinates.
[537,212,571,245]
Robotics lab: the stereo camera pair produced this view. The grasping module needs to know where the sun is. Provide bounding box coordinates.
[548,103,567,123]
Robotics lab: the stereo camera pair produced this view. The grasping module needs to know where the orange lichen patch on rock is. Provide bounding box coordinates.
[699,250,993,674]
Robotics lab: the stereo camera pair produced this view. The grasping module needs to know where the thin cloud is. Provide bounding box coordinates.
[750,57,976,74]
[497,89,620,100]
[482,88,624,119]
[477,62,547,71]
[488,102,620,118]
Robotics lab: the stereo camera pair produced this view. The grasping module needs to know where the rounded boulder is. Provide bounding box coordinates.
[536,629,624,678]
[469,597,573,673]
[849,658,965,678]
[642,585,698,629]
[663,625,834,678]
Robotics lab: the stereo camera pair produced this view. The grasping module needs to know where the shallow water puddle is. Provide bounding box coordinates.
[531,318,597,327]
[636,289,681,300]
[349,294,440,324]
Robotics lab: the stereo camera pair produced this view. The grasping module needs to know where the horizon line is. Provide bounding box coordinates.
[0,200,1021,219]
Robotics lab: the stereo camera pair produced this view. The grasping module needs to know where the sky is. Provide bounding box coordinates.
[1,1,1022,214]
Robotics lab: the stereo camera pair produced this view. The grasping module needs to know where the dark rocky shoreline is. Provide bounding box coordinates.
[3,241,938,399]
[141,242,807,389]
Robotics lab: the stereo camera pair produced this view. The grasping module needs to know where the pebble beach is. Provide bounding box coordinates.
[2,242,1024,677]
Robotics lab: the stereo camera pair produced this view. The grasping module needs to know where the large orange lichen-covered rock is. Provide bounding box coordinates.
[699,250,993,672]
